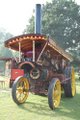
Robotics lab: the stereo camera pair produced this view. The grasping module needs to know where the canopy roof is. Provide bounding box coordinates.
[5,34,73,61]
[5,34,46,52]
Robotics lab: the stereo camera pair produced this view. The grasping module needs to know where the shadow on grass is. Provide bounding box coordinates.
[18,93,80,119]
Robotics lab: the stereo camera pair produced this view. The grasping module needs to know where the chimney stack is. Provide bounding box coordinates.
[35,4,41,34]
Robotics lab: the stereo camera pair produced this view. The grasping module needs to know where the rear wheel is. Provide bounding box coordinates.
[48,78,61,110]
[63,67,76,97]
[12,76,29,104]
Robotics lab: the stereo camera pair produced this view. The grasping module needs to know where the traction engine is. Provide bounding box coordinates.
[4,4,76,110]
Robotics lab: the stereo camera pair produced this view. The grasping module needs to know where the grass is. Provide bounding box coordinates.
[0,77,80,120]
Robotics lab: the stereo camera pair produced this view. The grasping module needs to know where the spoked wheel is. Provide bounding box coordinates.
[63,67,76,97]
[48,78,61,110]
[71,67,76,96]
[12,76,29,104]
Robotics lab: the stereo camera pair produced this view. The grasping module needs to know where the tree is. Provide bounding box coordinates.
[23,0,80,51]
[0,46,13,58]
[0,28,13,58]
[42,0,80,50]
[0,28,12,43]
[23,16,35,34]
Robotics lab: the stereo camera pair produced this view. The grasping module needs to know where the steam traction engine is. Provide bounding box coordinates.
[5,33,76,110]
[5,4,76,110]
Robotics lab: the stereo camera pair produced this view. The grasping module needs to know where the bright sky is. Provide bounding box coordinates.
[0,0,80,36]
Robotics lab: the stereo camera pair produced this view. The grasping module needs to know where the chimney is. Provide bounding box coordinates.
[35,4,41,34]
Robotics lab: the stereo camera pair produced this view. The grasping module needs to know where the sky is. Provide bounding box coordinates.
[0,0,80,36]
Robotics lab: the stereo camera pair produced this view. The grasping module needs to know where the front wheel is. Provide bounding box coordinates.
[12,76,29,104]
[48,78,61,110]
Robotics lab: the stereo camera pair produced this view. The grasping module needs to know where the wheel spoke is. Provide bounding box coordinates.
[53,81,61,108]
[48,79,61,110]
[12,77,29,104]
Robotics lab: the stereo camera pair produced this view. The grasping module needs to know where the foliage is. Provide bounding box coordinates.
[42,0,80,49]
[23,16,35,34]
[0,28,12,43]
[0,46,13,58]
[0,61,5,73]
[23,0,80,58]
[0,28,14,71]
[0,28,13,58]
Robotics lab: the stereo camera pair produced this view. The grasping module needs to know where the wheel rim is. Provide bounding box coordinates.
[16,77,29,103]
[71,67,76,96]
[52,80,61,108]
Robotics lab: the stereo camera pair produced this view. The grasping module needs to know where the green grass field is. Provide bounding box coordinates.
[0,80,80,120]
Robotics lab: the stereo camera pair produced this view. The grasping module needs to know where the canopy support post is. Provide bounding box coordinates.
[33,40,35,62]
[37,42,48,62]
[19,42,21,62]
